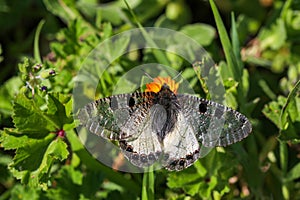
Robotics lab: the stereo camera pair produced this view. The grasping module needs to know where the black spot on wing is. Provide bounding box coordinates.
[128,96,135,107]
[199,102,207,113]
[176,94,252,148]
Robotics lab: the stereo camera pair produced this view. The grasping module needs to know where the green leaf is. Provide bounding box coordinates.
[198,176,218,198]
[46,93,73,127]
[80,170,105,198]
[47,137,69,161]
[47,165,89,199]
[0,151,12,184]
[76,1,125,26]
[0,76,23,117]
[280,142,288,176]
[9,135,69,189]
[223,75,239,109]
[0,129,32,150]
[58,165,83,185]
[2,92,71,188]
[167,150,233,198]
[10,184,41,200]
[279,125,300,143]
[43,0,79,24]
[167,167,203,196]
[13,93,73,136]
[262,96,287,129]
[46,168,79,199]
[11,135,49,167]
[180,23,216,46]
[259,19,287,50]
[285,162,300,182]
[13,94,59,135]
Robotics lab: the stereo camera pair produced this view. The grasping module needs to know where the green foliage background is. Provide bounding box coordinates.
[0,0,300,199]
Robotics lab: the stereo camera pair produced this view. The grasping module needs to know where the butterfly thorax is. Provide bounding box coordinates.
[153,83,180,141]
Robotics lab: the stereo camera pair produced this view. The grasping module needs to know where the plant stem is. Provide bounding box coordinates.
[142,168,155,200]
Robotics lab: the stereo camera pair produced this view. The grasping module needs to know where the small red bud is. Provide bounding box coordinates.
[57,130,65,137]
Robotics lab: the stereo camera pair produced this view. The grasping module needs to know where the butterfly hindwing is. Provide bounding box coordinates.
[162,111,201,171]
[177,94,252,147]
[120,104,166,168]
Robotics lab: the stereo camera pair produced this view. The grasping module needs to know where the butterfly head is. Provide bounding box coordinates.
[145,76,179,94]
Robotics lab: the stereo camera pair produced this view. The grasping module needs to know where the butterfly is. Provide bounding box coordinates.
[78,76,252,171]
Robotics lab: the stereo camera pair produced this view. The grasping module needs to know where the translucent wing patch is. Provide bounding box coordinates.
[177,94,252,147]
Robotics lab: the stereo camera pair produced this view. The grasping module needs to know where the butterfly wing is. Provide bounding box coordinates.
[78,92,164,168]
[177,94,252,147]
[78,92,154,140]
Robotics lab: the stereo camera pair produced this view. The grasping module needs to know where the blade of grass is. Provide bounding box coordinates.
[280,142,289,200]
[258,79,277,100]
[142,172,148,200]
[123,0,170,66]
[280,142,288,175]
[34,19,45,64]
[148,168,154,200]
[142,169,154,200]
[209,0,241,81]
[230,12,243,71]
[280,0,293,19]
[285,162,300,182]
[230,12,248,106]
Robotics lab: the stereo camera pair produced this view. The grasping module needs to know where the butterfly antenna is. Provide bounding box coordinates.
[173,71,183,81]
[141,69,154,81]
[173,71,182,80]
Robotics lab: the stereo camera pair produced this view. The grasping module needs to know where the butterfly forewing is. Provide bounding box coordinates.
[78,92,155,140]
[78,96,121,140]
[177,94,252,147]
